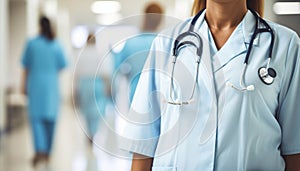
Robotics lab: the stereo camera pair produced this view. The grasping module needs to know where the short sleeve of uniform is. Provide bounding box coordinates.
[56,41,67,70]
[119,38,162,157]
[21,40,32,68]
[278,32,300,155]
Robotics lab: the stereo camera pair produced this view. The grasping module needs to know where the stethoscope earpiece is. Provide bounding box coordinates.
[226,81,255,92]
[258,67,277,85]
[246,85,255,91]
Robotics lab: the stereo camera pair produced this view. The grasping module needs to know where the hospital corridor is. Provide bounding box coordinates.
[0,100,133,171]
[0,0,300,171]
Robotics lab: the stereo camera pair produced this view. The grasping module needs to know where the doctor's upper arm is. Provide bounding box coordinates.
[277,32,300,156]
[119,37,164,157]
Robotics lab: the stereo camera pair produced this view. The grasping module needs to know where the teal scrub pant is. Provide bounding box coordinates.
[30,117,56,154]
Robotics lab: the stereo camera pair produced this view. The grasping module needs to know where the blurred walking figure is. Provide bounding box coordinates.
[113,2,164,104]
[75,35,107,143]
[21,16,67,167]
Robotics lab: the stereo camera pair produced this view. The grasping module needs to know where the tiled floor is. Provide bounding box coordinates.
[0,102,132,171]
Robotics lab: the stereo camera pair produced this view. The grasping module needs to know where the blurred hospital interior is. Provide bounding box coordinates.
[0,0,299,171]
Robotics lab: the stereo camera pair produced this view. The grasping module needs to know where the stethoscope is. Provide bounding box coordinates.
[168,9,276,105]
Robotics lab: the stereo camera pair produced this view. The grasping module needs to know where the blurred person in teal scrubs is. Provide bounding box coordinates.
[75,35,107,144]
[113,2,164,104]
[21,16,67,167]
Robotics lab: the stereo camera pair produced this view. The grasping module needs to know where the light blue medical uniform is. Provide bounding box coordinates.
[113,33,157,103]
[22,35,67,153]
[120,10,300,170]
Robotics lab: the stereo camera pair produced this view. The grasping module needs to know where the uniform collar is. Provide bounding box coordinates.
[193,10,260,72]
[194,9,260,46]
[242,10,260,46]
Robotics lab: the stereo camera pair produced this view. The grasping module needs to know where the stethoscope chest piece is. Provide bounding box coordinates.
[258,67,277,85]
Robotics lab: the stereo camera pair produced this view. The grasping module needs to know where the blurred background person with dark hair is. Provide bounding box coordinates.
[112,2,164,105]
[21,16,67,167]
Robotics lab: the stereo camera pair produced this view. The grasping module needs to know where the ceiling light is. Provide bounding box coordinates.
[96,13,122,25]
[273,2,300,15]
[71,26,89,48]
[91,1,121,14]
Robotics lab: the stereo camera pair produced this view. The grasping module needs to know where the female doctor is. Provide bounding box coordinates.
[120,0,300,170]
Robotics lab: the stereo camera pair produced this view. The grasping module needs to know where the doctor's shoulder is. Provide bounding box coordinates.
[265,19,300,46]
[152,17,195,51]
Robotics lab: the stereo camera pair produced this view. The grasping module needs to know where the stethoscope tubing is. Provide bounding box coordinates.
[245,9,275,64]
[168,8,276,104]
[173,31,203,57]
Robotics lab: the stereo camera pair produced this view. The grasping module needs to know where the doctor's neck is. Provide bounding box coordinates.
[205,0,247,30]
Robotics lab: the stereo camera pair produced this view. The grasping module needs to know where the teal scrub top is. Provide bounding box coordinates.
[120,10,300,170]
[22,36,67,121]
